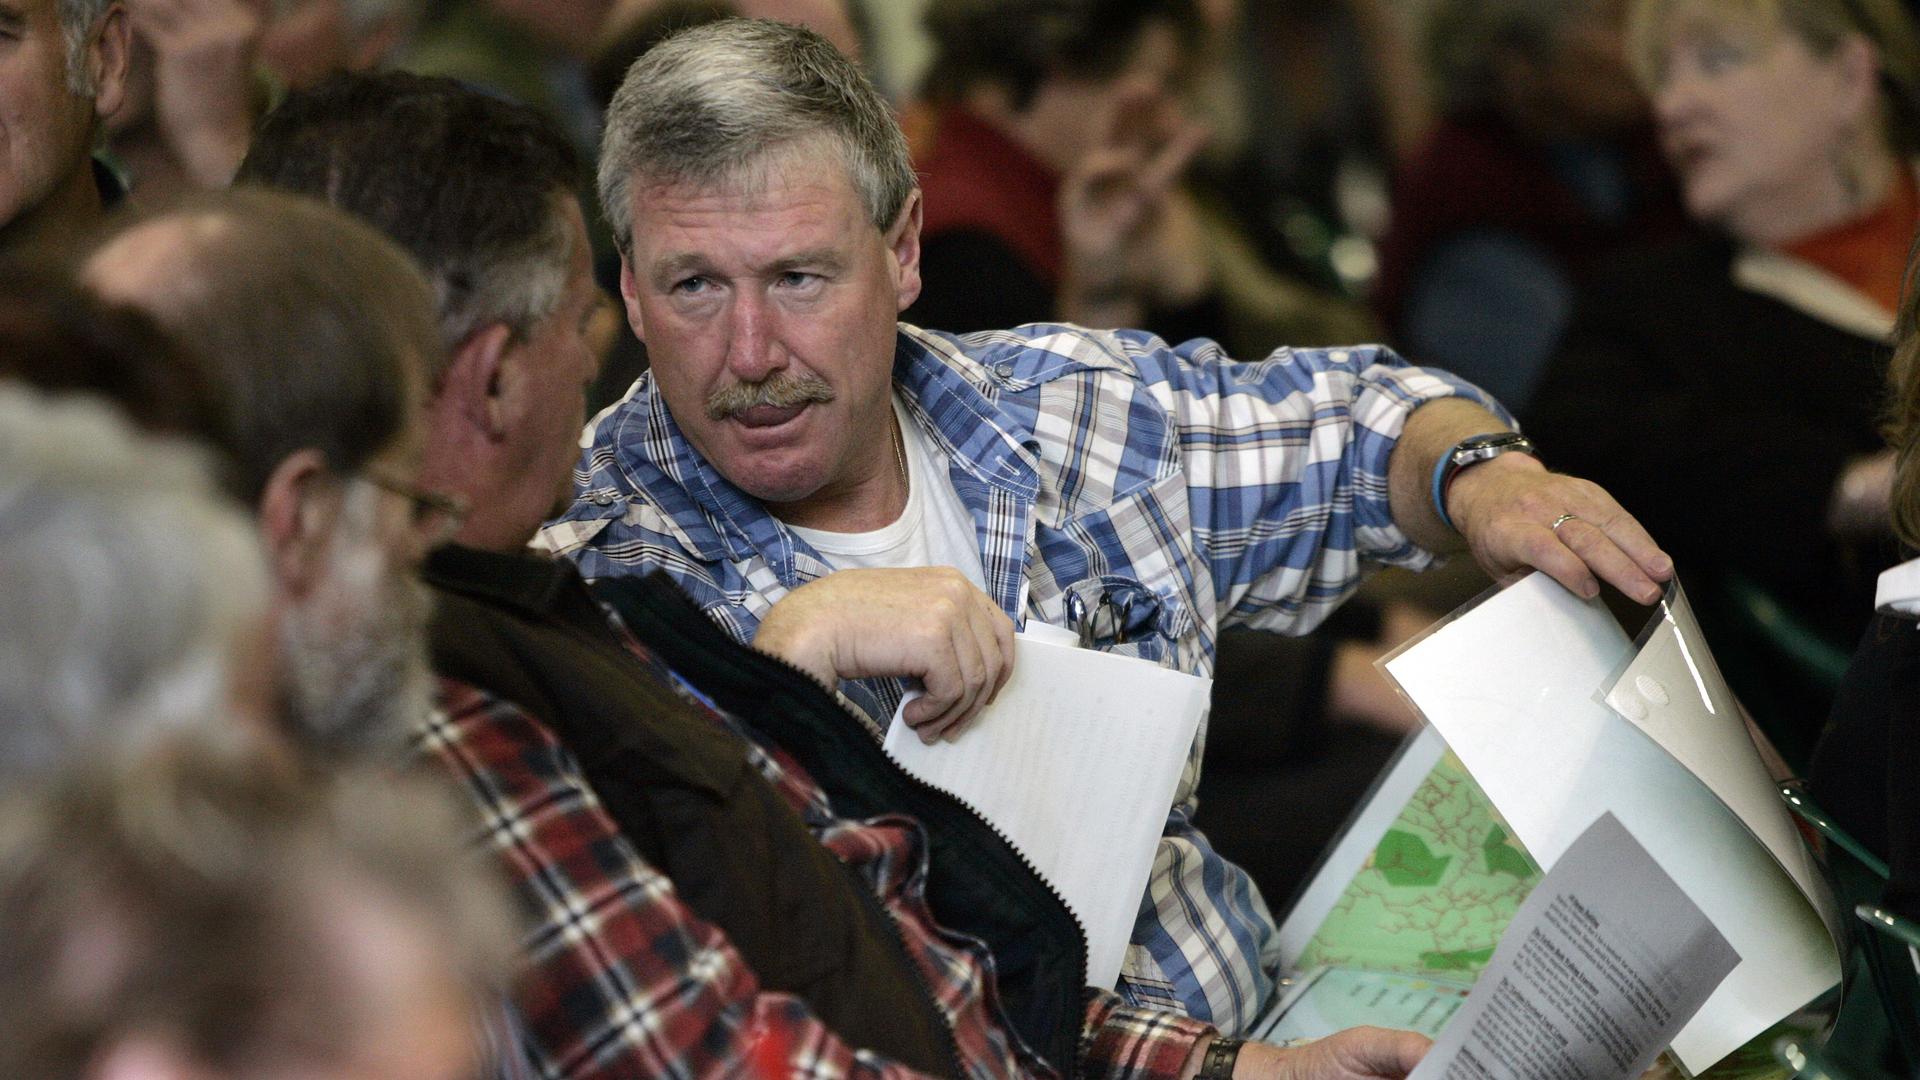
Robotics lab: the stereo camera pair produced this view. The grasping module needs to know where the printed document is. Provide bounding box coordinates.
[1379,573,1839,1072]
[1407,812,1740,1080]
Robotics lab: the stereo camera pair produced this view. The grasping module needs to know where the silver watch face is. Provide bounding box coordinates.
[1452,434,1532,467]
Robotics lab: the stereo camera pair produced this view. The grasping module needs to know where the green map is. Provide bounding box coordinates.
[1294,751,1542,977]
[1288,750,1802,1078]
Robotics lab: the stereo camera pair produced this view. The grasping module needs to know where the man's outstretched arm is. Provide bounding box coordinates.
[1388,397,1673,604]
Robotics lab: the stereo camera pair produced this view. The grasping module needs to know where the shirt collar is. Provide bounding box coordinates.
[1876,556,1920,619]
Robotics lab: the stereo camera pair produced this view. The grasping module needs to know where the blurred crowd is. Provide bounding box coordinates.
[6,0,1920,1076]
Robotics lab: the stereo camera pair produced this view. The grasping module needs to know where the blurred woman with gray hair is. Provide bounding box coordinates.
[0,743,516,1080]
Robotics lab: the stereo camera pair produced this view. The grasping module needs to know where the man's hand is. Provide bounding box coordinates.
[1446,454,1670,604]
[1057,83,1211,328]
[751,568,1015,741]
[126,0,261,187]
[1195,1028,1431,1080]
[1389,399,1672,604]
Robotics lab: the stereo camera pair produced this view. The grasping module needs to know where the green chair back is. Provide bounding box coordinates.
[1854,904,1920,1073]
[1780,782,1907,1072]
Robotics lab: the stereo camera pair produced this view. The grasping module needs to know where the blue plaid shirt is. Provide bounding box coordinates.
[539,322,1500,1034]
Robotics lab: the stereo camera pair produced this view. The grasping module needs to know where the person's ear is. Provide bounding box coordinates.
[88,3,132,119]
[888,189,924,313]
[255,448,338,601]
[441,322,514,440]
[89,3,132,120]
[619,255,647,342]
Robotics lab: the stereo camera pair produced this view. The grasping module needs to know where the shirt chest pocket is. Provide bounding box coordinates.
[1044,471,1204,669]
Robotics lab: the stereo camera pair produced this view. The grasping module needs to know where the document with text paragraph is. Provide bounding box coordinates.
[1406,812,1739,1080]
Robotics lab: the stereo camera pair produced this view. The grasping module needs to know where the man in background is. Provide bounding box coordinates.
[80,188,450,758]
[0,0,130,253]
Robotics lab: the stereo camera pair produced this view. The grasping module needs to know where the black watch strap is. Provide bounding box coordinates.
[1199,1037,1245,1080]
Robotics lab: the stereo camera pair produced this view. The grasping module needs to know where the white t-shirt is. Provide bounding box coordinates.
[788,396,988,592]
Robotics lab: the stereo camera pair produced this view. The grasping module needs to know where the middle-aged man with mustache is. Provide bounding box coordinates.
[545,17,1675,1046]
[237,68,1440,1080]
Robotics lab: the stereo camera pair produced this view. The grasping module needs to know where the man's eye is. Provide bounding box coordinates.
[673,276,711,295]
[777,271,819,289]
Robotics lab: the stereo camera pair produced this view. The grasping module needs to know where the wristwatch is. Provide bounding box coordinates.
[1430,432,1537,531]
[1198,1037,1244,1080]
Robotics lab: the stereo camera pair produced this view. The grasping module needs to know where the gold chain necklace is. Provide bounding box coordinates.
[891,414,909,490]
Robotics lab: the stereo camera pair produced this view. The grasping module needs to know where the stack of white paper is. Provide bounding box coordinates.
[884,631,1210,989]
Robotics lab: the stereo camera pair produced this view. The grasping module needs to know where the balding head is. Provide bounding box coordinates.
[81,188,447,761]
[83,187,439,504]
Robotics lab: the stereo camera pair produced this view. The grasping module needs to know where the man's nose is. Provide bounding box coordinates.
[723,294,786,382]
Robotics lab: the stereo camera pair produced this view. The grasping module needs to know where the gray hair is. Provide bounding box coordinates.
[236,72,585,373]
[0,385,269,784]
[57,0,115,96]
[434,201,574,358]
[1426,0,1599,112]
[598,17,916,256]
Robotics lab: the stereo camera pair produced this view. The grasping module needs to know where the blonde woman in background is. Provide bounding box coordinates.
[1527,0,1920,762]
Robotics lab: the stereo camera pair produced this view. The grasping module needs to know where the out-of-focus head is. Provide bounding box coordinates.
[0,0,130,248]
[79,187,448,760]
[0,745,515,1080]
[592,0,865,108]
[1427,0,1647,136]
[600,18,923,524]
[1628,0,1920,230]
[240,71,600,552]
[920,0,1200,173]
[258,0,421,90]
[0,386,271,784]
[0,264,236,470]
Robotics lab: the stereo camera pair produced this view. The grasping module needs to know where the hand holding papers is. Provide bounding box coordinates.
[883,629,1210,989]
[1271,573,1840,1077]
[1379,574,1838,1073]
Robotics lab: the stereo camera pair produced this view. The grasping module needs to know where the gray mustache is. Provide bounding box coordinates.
[706,374,836,420]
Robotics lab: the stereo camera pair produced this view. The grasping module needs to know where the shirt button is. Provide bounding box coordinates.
[993,361,1015,378]
[591,491,615,507]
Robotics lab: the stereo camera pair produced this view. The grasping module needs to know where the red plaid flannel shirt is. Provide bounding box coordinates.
[416,645,1212,1080]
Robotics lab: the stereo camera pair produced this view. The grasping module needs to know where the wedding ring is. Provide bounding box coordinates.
[1550,513,1579,533]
